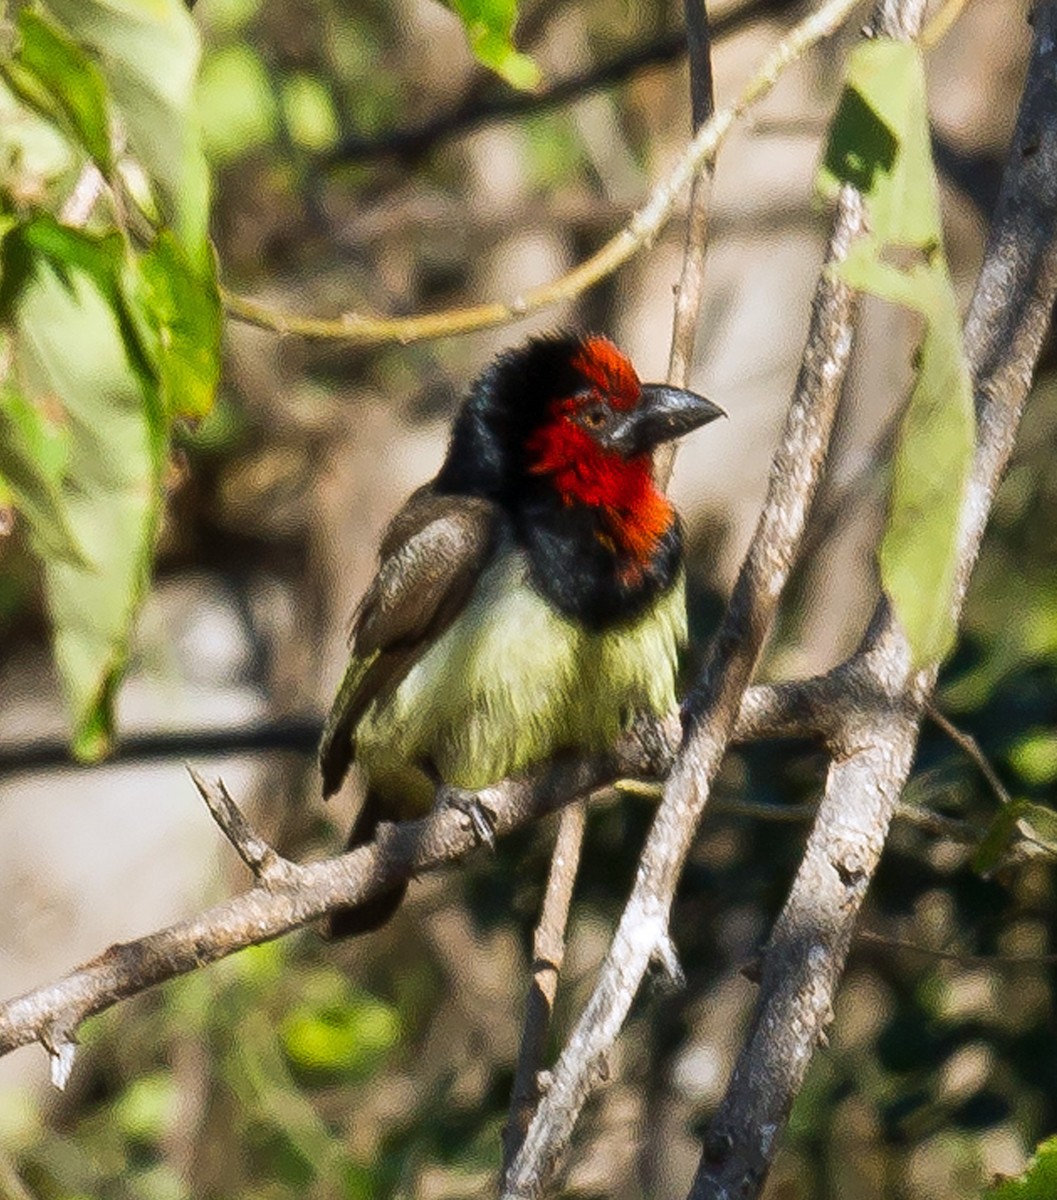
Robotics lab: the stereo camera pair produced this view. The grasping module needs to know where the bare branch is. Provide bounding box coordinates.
[502,802,588,1178]
[187,767,300,887]
[657,0,717,491]
[691,7,1057,1194]
[925,702,1012,806]
[0,724,673,1067]
[221,0,865,347]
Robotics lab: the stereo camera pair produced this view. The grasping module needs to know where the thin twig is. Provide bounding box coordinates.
[186,766,300,887]
[502,802,588,1178]
[658,0,718,491]
[859,930,1057,966]
[925,702,1012,806]
[222,0,866,347]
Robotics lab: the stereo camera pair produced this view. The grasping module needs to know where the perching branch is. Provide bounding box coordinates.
[0,723,675,1079]
[0,692,1002,1086]
[221,0,865,347]
[690,6,1057,1195]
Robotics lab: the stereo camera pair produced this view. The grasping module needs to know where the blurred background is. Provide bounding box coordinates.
[1,0,1055,1197]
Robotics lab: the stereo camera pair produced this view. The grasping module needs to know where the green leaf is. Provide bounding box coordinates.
[972,799,1026,875]
[8,9,113,172]
[42,0,210,265]
[819,39,940,249]
[446,0,539,90]
[280,74,339,153]
[818,39,974,667]
[280,995,401,1077]
[0,385,84,563]
[985,1136,1057,1199]
[134,231,221,419]
[196,44,277,164]
[0,219,164,760]
[876,269,974,665]
[973,798,1057,875]
[1009,728,1057,784]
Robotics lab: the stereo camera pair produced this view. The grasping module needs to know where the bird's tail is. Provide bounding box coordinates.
[326,790,408,938]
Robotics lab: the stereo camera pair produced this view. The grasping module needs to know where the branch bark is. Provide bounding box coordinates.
[690,6,1057,1194]
[502,801,587,1177]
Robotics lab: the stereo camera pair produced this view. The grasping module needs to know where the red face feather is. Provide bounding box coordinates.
[571,336,641,411]
[525,339,673,575]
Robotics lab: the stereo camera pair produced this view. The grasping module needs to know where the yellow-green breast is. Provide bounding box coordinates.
[354,545,686,814]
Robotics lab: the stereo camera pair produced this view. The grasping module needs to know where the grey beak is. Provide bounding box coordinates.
[604,384,726,456]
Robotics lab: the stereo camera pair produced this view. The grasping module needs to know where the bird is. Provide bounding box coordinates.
[319,333,724,936]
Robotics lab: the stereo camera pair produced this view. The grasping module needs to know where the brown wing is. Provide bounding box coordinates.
[319,486,500,797]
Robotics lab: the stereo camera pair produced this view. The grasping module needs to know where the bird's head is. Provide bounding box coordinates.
[438,334,725,514]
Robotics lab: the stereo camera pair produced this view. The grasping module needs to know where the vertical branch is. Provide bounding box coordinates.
[502,802,588,1177]
[659,0,717,490]
[503,2,717,1173]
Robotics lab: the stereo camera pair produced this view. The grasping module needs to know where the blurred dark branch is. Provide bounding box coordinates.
[691,6,1057,1195]
[0,683,826,778]
[323,0,790,170]
[0,718,323,776]
[222,0,864,347]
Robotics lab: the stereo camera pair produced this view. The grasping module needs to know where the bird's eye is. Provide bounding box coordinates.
[580,403,608,429]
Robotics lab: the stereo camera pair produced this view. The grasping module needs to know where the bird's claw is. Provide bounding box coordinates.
[438,784,496,850]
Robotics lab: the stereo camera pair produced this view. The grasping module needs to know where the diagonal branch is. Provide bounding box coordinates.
[221,0,865,347]
[323,0,790,169]
[690,7,1057,1195]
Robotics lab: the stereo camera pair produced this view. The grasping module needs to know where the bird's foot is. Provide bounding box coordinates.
[437,784,496,850]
